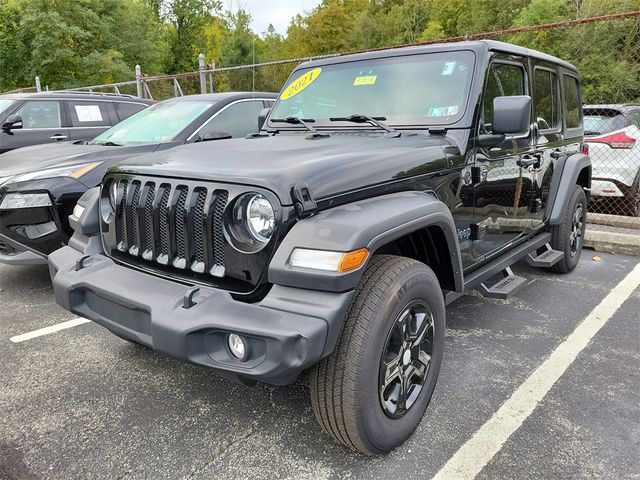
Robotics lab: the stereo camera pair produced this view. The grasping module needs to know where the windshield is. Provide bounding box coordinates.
[583,109,627,136]
[90,100,214,145]
[270,51,475,128]
[0,99,17,116]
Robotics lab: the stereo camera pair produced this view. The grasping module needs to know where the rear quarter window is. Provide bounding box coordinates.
[115,102,148,121]
[562,75,582,129]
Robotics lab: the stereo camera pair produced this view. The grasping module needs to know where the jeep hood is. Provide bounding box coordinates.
[111,132,454,204]
[0,142,162,179]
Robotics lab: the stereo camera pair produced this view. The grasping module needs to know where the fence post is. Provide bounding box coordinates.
[199,53,206,94]
[35,76,41,92]
[209,61,215,93]
[135,65,143,98]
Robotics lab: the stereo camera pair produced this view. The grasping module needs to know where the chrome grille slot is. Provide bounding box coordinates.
[110,177,229,278]
[157,185,171,264]
[127,181,141,256]
[116,180,128,252]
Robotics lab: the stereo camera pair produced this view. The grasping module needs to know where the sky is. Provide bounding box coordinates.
[237,0,323,35]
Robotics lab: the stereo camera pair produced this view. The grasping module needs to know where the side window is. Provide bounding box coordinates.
[562,75,582,129]
[66,101,111,127]
[197,101,263,139]
[115,102,148,122]
[12,101,62,129]
[634,111,640,128]
[533,69,559,130]
[482,63,526,132]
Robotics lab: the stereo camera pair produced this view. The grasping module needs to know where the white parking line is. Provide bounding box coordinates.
[433,262,640,480]
[10,318,91,343]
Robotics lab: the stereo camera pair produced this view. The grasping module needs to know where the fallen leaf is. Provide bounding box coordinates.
[592,255,601,262]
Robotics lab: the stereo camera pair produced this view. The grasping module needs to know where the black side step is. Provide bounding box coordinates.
[478,267,527,299]
[445,232,552,305]
[527,243,564,268]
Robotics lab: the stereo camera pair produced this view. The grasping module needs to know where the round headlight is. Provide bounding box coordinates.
[108,180,118,209]
[245,194,274,243]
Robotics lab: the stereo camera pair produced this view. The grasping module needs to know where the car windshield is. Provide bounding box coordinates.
[583,109,627,135]
[90,100,214,145]
[269,51,475,128]
[0,99,17,116]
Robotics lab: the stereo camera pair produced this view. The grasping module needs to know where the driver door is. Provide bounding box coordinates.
[472,56,535,260]
[0,100,69,153]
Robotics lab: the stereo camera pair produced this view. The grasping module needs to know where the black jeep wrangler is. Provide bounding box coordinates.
[49,40,591,455]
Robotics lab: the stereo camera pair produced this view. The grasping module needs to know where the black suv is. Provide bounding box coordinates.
[49,41,591,455]
[0,91,154,154]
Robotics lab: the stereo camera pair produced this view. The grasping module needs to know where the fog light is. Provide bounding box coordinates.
[227,333,248,361]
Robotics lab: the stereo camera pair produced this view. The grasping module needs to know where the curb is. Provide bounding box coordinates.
[584,229,640,256]
[587,213,640,231]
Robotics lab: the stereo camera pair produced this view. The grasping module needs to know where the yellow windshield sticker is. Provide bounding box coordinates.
[280,68,322,100]
[354,75,377,86]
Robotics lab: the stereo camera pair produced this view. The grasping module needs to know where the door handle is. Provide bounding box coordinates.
[550,149,563,159]
[517,155,539,167]
[50,134,68,140]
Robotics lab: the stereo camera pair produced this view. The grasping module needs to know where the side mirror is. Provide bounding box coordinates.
[2,115,23,132]
[258,107,271,131]
[202,130,232,142]
[491,95,531,135]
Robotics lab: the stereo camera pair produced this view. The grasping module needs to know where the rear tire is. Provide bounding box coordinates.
[310,255,445,455]
[548,185,587,273]
[626,175,640,217]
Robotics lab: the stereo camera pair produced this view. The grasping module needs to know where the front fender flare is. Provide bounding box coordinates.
[268,191,463,293]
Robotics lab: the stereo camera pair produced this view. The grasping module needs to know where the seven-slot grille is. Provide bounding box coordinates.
[110,177,229,277]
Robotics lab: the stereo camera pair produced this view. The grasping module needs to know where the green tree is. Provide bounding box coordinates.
[164,0,222,72]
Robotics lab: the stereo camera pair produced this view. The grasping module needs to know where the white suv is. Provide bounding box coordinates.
[584,104,640,217]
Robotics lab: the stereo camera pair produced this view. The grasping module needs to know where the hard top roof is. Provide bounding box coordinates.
[299,40,578,72]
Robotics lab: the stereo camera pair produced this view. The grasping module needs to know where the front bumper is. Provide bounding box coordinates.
[49,245,354,385]
[0,233,48,265]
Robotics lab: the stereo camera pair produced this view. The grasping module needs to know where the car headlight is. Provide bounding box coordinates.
[0,192,52,209]
[246,194,275,243]
[10,162,102,183]
[108,179,118,210]
[227,193,275,252]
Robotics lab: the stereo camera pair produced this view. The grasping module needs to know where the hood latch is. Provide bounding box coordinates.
[291,182,317,218]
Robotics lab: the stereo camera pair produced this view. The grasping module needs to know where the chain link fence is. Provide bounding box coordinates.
[8,12,640,245]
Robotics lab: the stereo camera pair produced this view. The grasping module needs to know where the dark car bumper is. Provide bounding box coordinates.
[0,233,48,265]
[0,178,87,264]
[49,245,353,385]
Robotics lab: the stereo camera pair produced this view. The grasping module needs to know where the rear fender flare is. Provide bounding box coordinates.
[268,191,463,293]
[546,153,591,225]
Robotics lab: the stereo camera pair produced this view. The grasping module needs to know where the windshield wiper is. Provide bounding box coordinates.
[271,117,318,134]
[329,114,399,136]
[93,141,122,146]
[270,116,330,139]
[584,130,601,136]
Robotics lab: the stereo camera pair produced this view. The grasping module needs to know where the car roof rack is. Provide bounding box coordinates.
[45,90,139,99]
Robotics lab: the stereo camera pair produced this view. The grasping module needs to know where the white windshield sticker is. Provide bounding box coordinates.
[75,105,103,122]
[427,105,459,117]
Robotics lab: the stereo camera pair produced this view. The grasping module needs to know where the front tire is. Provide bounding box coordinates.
[310,255,445,455]
[549,185,587,273]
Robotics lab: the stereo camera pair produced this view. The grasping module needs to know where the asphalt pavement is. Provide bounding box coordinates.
[0,251,638,479]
